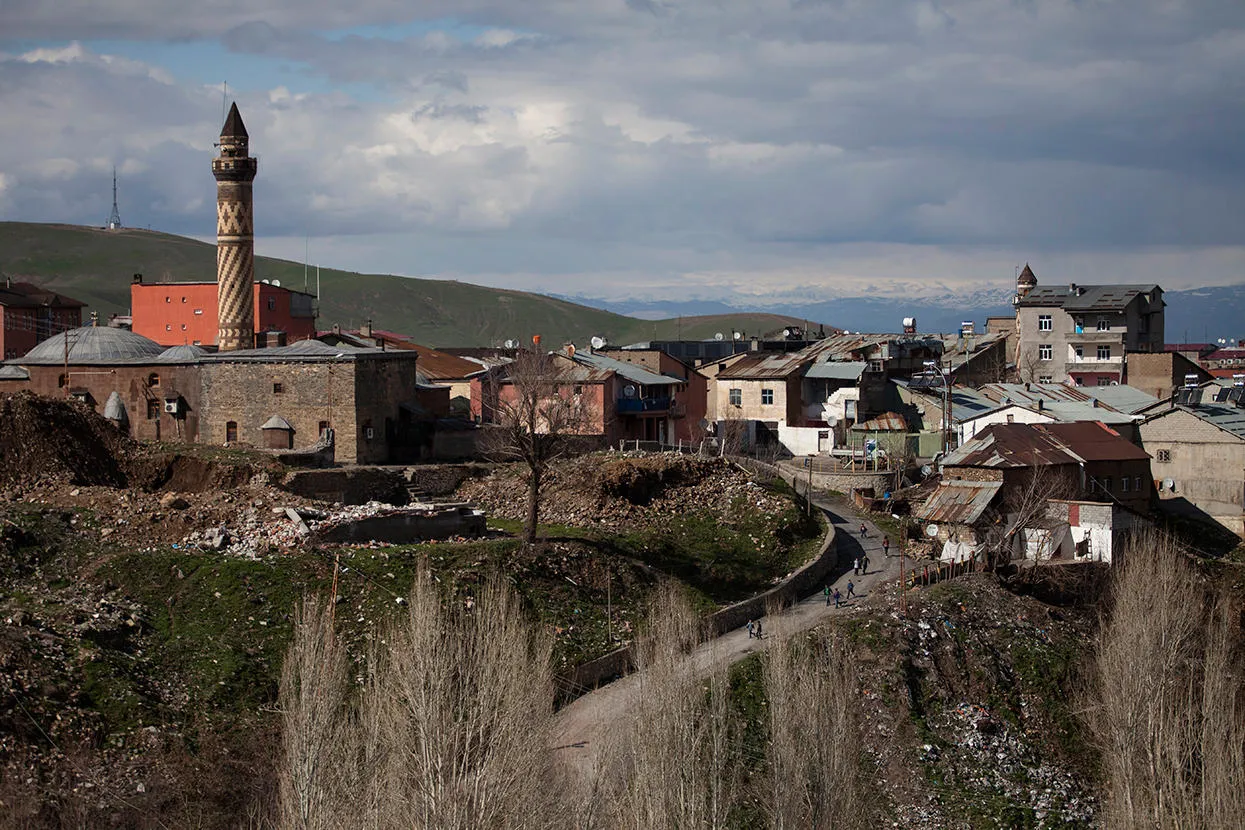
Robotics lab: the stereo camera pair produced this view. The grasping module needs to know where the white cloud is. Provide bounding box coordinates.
[1,2,1244,302]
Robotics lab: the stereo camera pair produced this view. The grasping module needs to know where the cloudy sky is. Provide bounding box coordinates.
[2,1,1244,305]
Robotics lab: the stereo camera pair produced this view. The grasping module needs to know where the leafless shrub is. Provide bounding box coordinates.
[762,625,874,830]
[597,584,741,830]
[1090,531,1245,828]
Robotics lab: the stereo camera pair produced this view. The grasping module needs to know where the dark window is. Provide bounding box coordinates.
[1039,344,1052,361]
[761,388,774,405]
[57,374,68,388]
[267,297,276,311]
[1097,345,1111,360]
[147,399,159,420]
[147,373,160,388]
[1157,449,1172,463]
[573,385,583,396]
[273,382,284,394]
[225,421,238,443]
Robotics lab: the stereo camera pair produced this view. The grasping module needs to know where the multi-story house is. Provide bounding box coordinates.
[1013,264,1164,387]
[0,280,85,359]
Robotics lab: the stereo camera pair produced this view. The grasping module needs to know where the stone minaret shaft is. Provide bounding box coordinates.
[212,102,258,351]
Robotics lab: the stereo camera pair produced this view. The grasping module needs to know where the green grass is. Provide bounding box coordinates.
[0,222,827,347]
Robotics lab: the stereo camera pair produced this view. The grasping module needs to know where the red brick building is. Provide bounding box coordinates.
[130,276,316,347]
[0,281,85,360]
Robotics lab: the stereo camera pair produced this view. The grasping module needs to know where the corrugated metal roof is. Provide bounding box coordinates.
[852,412,909,431]
[1080,385,1159,415]
[570,350,681,386]
[717,351,810,379]
[1145,403,1245,441]
[980,382,1135,424]
[805,360,867,380]
[916,479,1003,524]
[943,421,1148,469]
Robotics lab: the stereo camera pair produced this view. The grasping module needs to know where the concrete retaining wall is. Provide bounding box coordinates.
[280,467,408,505]
[556,506,838,702]
[313,506,486,544]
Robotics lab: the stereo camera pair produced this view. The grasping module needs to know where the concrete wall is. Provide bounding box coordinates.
[716,375,795,425]
[777,424,833,455]
[1140,407,1245,533]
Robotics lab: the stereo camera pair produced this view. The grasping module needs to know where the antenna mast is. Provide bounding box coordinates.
[222,81,228,123]
[106,167,122,229]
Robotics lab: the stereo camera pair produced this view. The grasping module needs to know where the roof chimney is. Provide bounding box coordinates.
[132,273,143,284]
[360,318,372,339]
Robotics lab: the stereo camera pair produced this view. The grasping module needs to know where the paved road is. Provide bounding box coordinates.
[552,493,909,781]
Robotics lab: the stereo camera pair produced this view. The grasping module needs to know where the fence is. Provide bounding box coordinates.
[906,556,981,588]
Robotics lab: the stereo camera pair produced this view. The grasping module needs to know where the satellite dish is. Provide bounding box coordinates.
[504,339,515,349]
[260,279,270,284]
[623,385,637,398]
[733,332,742,340]
[1163,478,1175,491]
[590,336,606,350]
[782,328,791,337]
[714,332,724,341]
[920,464,932,477]
[925,524,940,537]
[271,279,280,287]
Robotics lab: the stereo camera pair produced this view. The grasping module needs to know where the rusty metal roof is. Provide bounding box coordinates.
[852,411,909,431]
[943,421,1148,469]
[716,351,811,379]
[915,479,1002,524]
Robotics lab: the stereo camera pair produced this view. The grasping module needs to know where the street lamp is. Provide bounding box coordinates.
[923,359,950,456]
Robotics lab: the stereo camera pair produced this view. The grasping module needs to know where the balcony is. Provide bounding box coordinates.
[1067,356,1124,372]
[1067,329,1125,344]
[617,396,683,416]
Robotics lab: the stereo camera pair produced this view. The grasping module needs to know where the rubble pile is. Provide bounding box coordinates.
[0,392,134,487]
[456,452,792,530]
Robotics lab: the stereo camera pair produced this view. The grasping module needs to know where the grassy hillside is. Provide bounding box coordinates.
[0,222,822,347]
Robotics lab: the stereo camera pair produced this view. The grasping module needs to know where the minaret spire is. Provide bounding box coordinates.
[212,101,258,351]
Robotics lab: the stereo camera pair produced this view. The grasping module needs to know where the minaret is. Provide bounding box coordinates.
[212,102,258,351]
[1016,262,1037,301]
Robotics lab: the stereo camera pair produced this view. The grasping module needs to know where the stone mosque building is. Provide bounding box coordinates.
[0,104,441,464]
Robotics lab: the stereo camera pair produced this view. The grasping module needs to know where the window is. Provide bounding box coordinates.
[363,422,374,440]
[146,399,159,420]
[165,324,172,331]
[147,373,160,388]
[1157,449,1172,463]
[273,382,284,394]
[181,296,187,303]
[1097,317,1109,331]
[1135,475,1143,492]
[1039,344,1052,361]
[318,420,330,436]
[1097,345,1111,360]
[1075,316,1085,332]
[267,297,276,311]
[1097,377,1113,387]
[1103,476,1113,492]
[192,340,201,346]
[180,324,187,330]
[1038,375,1053,383]
[225,421,238,443]
[729,388,742,406]
[572,384,583,396]
[194,308,203,316]
[1075,346,1083,359]
[1038,314,1052,331]
[1122,476,1131,493]
[165,296,171,303]
[58,374,68,388]
[1006,414,1015,423]
[761,388,774,405]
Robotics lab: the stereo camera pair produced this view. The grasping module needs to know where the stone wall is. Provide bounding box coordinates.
[280,467,408,505]
[406,463,491,496]
[353,357,422,465]
[201,360,359,459]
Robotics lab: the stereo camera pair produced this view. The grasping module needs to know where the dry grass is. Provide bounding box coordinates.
[1090,531,1245,829]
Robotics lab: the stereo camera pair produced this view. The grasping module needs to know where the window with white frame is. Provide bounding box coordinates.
[1097,317,1109,331]
[1122,476,1131,493]
[761,388,774,405]
[1038,314,1052,331]
[729,388,742,406]
[1039,344,1052,360]
[1038,375,1053,383]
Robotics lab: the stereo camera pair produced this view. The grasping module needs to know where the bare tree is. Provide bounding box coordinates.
[1089,531,1245,829]
[763,626,875,830]
[482,350,600,543]
[278,596,352,830]
[598,584,741,830]
[276,566,571,830]
[974,465,1076,572]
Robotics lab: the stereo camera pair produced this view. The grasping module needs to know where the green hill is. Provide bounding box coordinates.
[0,222,823,348]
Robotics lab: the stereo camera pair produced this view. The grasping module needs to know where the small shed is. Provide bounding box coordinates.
[260,415,295,450]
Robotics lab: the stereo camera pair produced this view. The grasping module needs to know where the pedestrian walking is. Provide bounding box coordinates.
[847,580,856,599]
[883,536,890,556]
[833,588,842,608]
[853,557,860,575]
[861,554,870,573]
[755,619,763,639]
[746,620,755,639]
[824,584,832,606]
[860,522,868,537]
